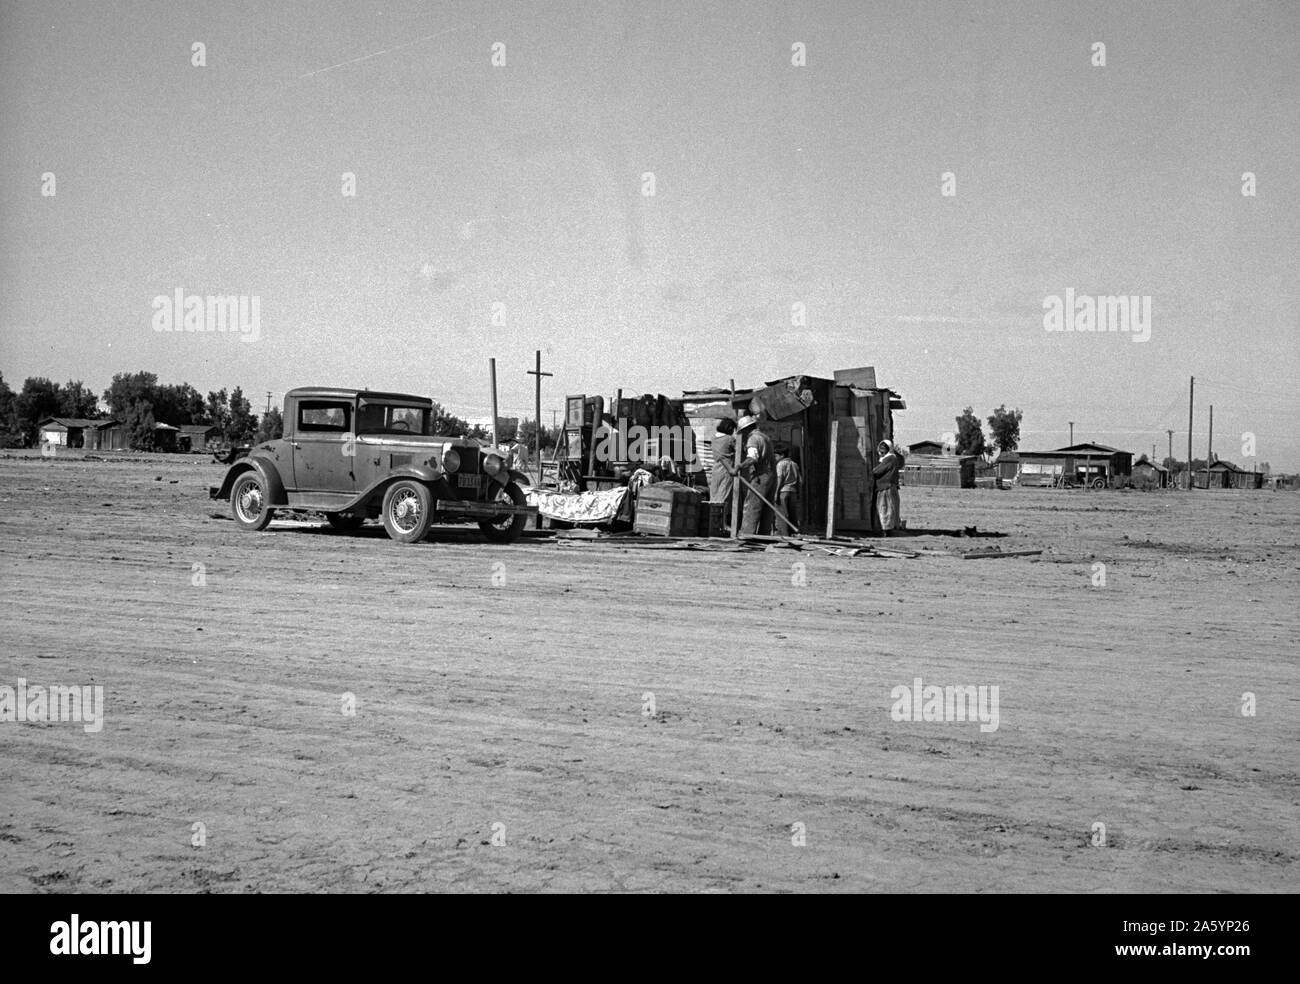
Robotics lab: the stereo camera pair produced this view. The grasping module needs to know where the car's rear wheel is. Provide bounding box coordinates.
[326,512,365,531]
[231,472,274,531]
[381,480,433,543]
[478,481,528,543]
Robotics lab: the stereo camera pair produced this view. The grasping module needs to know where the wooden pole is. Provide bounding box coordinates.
[1187,376,1194,489]
[489,358,499,446]
[727,380,740,537]
[735,473,798,534]
[525,350,552,485]
[826,419,839,538]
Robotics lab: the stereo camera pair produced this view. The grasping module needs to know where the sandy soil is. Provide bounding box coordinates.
[1,450,1296,892]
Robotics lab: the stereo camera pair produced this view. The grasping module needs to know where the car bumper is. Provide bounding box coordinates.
[435,500,537,518]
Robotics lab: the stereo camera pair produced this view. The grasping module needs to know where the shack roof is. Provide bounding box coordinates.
[1055,442,1126,455]
[37,417,104,429]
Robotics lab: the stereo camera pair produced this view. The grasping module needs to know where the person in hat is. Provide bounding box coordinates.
[872,439,907,532]
[726,414,777,535]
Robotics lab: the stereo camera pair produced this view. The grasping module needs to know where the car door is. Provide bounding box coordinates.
[290,399,355,499]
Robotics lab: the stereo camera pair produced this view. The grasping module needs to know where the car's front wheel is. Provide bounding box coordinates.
[231,472,274,531]
[478,481,529,543]
[381,480,433,544]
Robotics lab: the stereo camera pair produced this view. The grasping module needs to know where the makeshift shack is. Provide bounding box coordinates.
[683,365,906,534]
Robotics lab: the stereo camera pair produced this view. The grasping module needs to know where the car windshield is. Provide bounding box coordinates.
[357,402,430,436]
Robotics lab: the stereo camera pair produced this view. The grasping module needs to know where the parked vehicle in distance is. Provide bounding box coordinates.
[209,387,537,543]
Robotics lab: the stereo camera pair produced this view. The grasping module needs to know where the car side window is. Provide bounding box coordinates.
[298,401,350,433]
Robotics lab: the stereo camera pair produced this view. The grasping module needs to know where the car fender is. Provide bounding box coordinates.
[355,465,445,507]
[215,455,288,505]
[506,468,531,488]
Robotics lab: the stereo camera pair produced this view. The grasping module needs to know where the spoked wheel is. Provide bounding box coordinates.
[381,480,433,543]
[325,512,365,531]
[231,472,274,531]
[478,481,528,543]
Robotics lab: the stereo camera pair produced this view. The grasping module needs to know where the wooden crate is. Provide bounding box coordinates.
[635,485,699,537]
[696,500,725,537]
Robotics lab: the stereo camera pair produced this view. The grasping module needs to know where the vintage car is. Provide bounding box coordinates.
[209,386,537,543]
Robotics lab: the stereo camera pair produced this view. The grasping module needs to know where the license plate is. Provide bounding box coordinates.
[458,473,479,488]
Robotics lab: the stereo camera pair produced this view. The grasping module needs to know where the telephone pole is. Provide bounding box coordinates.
[1186,376,1194,489]
[1068,421,1074,445]
[265,392,272,415]
[525,350,553,482]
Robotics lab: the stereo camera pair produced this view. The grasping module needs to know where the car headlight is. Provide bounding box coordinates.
[483,453,505,478]
[442,448,461,474]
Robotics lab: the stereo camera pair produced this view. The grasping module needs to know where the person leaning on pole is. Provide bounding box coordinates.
[724,414,777,535]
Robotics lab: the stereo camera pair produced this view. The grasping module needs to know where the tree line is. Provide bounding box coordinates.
[0,368,564,452]
[0,371,274,450]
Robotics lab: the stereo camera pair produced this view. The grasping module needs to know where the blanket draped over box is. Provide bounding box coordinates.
[523,485,628,524]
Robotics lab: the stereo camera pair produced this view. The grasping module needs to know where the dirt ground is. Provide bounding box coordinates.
[1,449,1296,893]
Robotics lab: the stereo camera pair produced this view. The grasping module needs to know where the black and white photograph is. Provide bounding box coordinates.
[0,0,1295,944]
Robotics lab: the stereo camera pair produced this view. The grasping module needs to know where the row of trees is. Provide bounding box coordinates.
[1,369,564,452]
[954,405,1023,458]
[0,370,277,450]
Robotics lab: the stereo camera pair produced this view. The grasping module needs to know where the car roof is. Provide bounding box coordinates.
[286,387,431,405]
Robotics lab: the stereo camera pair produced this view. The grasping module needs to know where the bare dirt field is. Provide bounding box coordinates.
[2,450,1296,893]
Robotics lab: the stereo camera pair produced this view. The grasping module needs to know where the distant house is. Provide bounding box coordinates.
[1199,460,1263,490]
[1131,459,1170,489]
[178,424,221,453]
[900,440,977,488]
[36,417,104,449]
[89,420,128,451]
[153,422,180,452]
[901,454,975,488]
[989,451,1020,483]
[1013,443,1133,488]
[904,439,948,456]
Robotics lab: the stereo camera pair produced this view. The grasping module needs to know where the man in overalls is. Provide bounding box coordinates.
[729,414,776,535]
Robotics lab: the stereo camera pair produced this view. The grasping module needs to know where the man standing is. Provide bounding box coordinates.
[728,414,776,535]
[774,445,800,533]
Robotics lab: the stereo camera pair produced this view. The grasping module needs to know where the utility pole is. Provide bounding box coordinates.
[488,358,499,446]
[1068,421,1074,446]
[1166,429,1174,465]
[525,350,552,484]
[549,409,558,429]
[265,392,272,415]
[1186,376,1194,489]
[1205,404,1213,488]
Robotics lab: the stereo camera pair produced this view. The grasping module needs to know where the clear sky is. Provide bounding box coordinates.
[2,0,1296,466]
